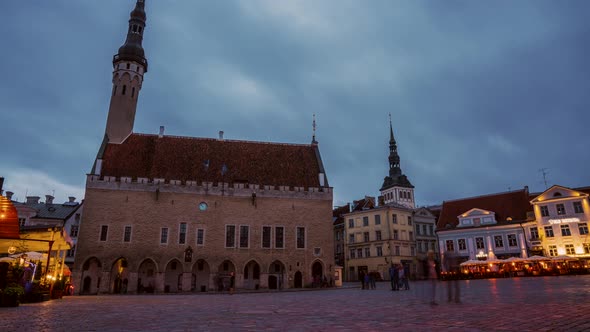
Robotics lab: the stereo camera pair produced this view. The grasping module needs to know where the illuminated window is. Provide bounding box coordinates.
[579,223,589,235]
[573,201,584,214]
[296,226,305,249]
[507,234,517,247]
[494,235,504,248]
[160,227,168,244]
[374,214,381,225]
[392,214,398,224]
[548,245,557,256]
[544,226,554,238]
[446,240,454,252]
[540,206,549,217]
[179,223,187,244]
[376,230,382,241]
[530,227,539,239]
[363,232,370,242]
[262,226,271,248]
[196,229,205,246]
[560,224,571,236]
[565,244,575,255]
[475,237,485,250]
[458,239,466,251]
[363,217,369,227]
[376,246,383,256]
[123,226,132,243]
[556,204,566,215]
[100,225,108,242]
[275,226,284,249]
[364,247,371,257]
[239,225,249,248]
[225,225,235,248]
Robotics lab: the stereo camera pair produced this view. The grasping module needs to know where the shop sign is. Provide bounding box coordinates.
[548,218,580,224]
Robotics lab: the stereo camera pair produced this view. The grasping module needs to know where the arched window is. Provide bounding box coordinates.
[131,87,135,98]
[112,85,117,96]
[122,85,126,95]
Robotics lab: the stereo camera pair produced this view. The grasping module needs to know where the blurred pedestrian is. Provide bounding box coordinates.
[444,251,461,303]
[229,272,235,295]
[389,264,396,291]
[402,264,410,290]
[364,273,370,290]
[427,250,438,305]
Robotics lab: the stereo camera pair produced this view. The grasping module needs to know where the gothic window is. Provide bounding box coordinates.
[179,223,187,244]
[131,87,135,98]
[225,225,235,248]
[275,226,284,249]
[239,225,249,248]
[296,227,305,249]
[262,226,271,248]
[122,85,127,95]
[196,229,205,246]
[160,227,168,244]
[123,226,132,243]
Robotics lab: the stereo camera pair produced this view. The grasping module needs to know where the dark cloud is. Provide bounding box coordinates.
[1,0,589,206]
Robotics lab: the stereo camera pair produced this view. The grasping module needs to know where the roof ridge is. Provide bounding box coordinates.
[443,188,526,203]
[132,133,313,148]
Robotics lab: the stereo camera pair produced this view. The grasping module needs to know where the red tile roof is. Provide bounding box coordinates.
[100,134,326,188]
[437,189,532,230]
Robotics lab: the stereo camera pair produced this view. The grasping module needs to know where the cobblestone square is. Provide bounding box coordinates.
[2,275,590,331]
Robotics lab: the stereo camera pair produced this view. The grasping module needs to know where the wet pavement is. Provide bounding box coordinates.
[2,275,590,331]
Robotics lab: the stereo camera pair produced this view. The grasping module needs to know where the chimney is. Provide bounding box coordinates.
[6,191,14,201]
[26,196,40,204]
[69,196,76,203]
[159,126,165,138]
[45,195,54,204]
[524,185,529,194]
[219,131,224,140]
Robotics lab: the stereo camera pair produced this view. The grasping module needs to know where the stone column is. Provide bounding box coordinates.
[181,272,192,292]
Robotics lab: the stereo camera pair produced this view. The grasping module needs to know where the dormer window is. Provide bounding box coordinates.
[459,218,472,226]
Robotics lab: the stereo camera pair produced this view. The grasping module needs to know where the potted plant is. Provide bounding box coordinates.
[1,284,25,307]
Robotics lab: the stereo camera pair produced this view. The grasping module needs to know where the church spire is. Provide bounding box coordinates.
[104,0,149,144]
[380,114,414,208]
[387,113,401,177]
[311,113,318,145]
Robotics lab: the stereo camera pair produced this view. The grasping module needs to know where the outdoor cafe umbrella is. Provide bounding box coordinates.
[527,255,551,261]
[10,251,46,261]
[503,257,526,263]
[552,255,578,262]
[460,259,484,267]
[0,257,16,263]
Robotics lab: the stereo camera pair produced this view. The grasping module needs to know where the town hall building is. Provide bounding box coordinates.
[73,0,334,294]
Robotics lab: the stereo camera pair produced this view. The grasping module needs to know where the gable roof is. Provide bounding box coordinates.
[99,134,328,189]
[437,189,532,230]
[14,201,82,221]
[530,185,589,203]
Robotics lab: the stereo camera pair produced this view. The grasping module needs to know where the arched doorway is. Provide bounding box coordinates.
[110,258,129,294]
[165,259,183,293]
[137,259,157,293]
[81,257,102,295]
[312,261,323,287]
[243,260,260,290]
[191,259,210,292]
[268,260,286,290]
[294,271,303,288]
[217,260,235,292]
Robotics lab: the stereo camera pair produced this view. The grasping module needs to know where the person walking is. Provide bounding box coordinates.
[402,264,410,290]
[363,273,370,290]
[229,272,235,295]
[388,264,396,291]
[444,251,461,303]
[392,264,399,291]
[398,264,406,291]
[427,250,438,305]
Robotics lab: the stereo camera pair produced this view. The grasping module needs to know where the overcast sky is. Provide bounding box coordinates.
[1,1,589,208]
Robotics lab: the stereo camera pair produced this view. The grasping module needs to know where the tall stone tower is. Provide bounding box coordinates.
[380,114,415,208]
[104,0,148,144]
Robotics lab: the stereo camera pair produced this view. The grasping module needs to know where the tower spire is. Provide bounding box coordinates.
[380,114,414,207]
[104,0,149,144]
[312,113,317,145]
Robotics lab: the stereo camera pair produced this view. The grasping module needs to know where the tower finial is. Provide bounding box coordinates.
[312,113,318,144]
[389,113,394,143]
